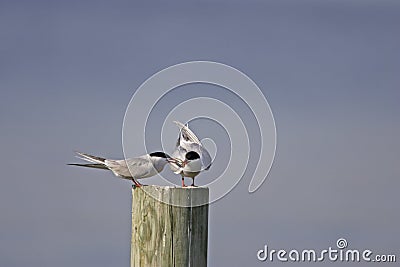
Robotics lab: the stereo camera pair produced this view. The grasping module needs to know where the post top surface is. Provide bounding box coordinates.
[132,185,209,191]
[131,185,210,207]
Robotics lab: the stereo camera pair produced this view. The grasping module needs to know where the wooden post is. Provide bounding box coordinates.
[130,186,209,267]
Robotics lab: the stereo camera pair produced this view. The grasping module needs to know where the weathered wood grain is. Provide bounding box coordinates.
[131,186,209,267]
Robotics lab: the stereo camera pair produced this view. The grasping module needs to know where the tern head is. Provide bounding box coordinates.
[183,151,200,166]
[149,152,171,160]
[185,151,200,161]
[149,152,171,172]
[183,151,202,172]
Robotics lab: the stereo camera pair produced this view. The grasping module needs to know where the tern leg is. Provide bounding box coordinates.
[181,175,186,187]
[191,177,197,187]
[132,178,142,188]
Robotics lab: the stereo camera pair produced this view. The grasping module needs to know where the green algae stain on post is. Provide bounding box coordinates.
[131,186,209,267]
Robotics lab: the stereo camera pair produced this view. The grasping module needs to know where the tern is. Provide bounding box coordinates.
[169,121,212,186]
[68,151,171,187]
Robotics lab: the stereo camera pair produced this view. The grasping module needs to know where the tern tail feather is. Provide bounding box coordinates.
[67,163,108,169]
[173,121,201,144]
[74,151,106,164]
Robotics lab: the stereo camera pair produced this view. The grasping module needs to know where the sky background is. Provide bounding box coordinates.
[1,0,399,266]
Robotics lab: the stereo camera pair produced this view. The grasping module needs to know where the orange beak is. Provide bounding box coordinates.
[182,159,189,167]
[167,158,185,168]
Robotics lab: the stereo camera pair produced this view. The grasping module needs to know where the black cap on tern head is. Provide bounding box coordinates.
[185,151,200,160]
[149,152,170,158]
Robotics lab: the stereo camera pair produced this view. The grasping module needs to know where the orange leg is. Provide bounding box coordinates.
[132,178,142,188]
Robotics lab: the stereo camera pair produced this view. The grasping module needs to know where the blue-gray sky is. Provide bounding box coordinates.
[1,0,399,266]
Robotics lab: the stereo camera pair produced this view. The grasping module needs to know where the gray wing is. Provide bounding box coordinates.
[173,121,212,171]
[105,157,154,179]
[174,121,201,144]
[172,145,186,160]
